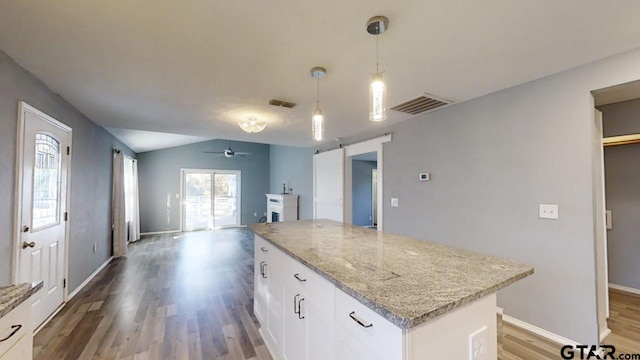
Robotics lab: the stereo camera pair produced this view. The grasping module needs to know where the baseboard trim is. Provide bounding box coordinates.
[34,302,65,335]
[600,328,612,342]
[140,230,181,236]
[67,256,113,300]
[609,283,640,296]
[502,314,580,347]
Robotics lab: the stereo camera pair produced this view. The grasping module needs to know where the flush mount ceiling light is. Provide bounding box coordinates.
[238,117,267,133]
[310,66,326,142]
[367,15,389,122]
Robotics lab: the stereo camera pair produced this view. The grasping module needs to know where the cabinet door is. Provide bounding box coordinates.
[283,285,306,360]
[1,334,32,360]
[265,266,285,353]
[334,324,382,360]
[254,252,268,325]
[307,296,334,360]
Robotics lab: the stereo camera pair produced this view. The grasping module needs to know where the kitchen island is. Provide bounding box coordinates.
[248,220,533,360]
[0,281,42,360]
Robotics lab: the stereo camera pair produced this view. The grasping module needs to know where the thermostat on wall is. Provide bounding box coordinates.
[419,173,430,181]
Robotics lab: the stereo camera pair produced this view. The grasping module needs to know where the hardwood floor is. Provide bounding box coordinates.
[34,229,271,360]
[33,228,640,359]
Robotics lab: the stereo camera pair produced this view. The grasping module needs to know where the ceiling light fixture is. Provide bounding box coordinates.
[238,117,266,133]
[310,66,326,141]
[367,15,389,122]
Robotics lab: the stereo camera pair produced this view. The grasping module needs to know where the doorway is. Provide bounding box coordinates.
[350,152,378,228]
[13,102,72,330]
[181,169,241,231]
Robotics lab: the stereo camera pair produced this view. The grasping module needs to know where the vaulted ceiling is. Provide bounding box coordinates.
[1,1,640,151]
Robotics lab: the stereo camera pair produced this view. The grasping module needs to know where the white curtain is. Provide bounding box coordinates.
[112,150,127,256]
[112,150,141,256]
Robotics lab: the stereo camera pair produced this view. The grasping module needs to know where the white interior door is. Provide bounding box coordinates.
[313,148,344,222]
[17,103,71,330]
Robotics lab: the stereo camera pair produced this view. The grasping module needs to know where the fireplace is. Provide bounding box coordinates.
[266,194,299,223]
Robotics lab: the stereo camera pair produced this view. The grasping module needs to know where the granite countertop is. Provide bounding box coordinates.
[248,220,533,329]
[0,281,43,319]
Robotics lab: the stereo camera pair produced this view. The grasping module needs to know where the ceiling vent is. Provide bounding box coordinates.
[390,94,452,115]
[269,99,296,108]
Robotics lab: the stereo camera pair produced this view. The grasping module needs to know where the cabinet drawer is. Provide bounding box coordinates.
[0,300,31,358]
[284,256,335,317]
[335,288,403,360]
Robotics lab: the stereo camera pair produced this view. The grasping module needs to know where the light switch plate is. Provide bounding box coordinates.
[539,204,559,220]
[391,198,399,207]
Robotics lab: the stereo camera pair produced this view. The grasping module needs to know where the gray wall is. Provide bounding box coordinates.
[352,160,376,226]
[137,140,269,232]
[269,145,314,220]
[377,47,640,345]
[0,50,135,291]
[600,99,640,288]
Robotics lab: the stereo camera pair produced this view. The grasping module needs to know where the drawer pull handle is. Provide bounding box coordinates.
[260,247,268,252]
[297,297,305,319]
[349,312,373,328]
[294,294,305,319]
[293,273,307,282]
[0,324,22,342]
[260,261,267,278]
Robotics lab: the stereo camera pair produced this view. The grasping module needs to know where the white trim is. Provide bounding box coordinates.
[140,230,182,236]
[67,256,114,299]
[14,102,73,305]
[600,328,612,342]
[34,303,65,335]
[502,315,580,347]
[609,283,640,295]
[343,134,391,231]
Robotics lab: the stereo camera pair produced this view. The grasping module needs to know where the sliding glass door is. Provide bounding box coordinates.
[182,169,241,231]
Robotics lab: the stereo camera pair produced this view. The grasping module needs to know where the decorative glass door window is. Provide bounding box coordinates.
[32,133,61,229]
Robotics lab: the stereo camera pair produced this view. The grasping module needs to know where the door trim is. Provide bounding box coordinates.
[344,134,391,231]
[13,101,73,304]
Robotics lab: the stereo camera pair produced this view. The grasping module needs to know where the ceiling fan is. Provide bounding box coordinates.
[204,140,251,158]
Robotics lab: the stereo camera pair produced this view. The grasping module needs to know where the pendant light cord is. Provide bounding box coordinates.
[316,77,320,107]
[376,34,379,73]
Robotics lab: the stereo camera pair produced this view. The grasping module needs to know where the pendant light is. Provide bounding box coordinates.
[367,16,389,122]
[310,67,326,141]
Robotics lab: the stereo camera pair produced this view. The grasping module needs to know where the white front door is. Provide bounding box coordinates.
[17,103,71,330]
[313,148,344,222]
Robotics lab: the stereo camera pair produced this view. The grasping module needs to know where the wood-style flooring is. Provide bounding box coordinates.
[32,228,640,359]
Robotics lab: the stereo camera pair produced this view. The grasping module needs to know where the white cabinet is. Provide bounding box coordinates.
[0,300,33,360]
[253,234,498,360]
[254,234,334,360]
[282,261,335,360]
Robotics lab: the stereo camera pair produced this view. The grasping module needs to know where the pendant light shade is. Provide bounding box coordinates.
[310,67,326,142]
[312,106,324,141]
[367,16,389,122]
[369,72,386,122]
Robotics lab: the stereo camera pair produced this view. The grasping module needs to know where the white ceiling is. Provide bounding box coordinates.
[1,1,640,150]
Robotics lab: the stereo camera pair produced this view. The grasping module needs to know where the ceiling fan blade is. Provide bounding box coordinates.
[204,151,224,154]
[235,152,252,155]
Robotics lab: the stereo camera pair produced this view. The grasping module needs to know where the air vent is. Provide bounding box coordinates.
[269,99,296,108]
[390,94,452,115]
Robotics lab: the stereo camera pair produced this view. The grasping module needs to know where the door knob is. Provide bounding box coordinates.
[22,242,35,249]
[22,225,29,233]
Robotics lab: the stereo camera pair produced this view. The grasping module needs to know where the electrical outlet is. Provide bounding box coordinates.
[254,212,257,217]
[539,204,559,220]
[469,326,488,360]
[93,243,97,253]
